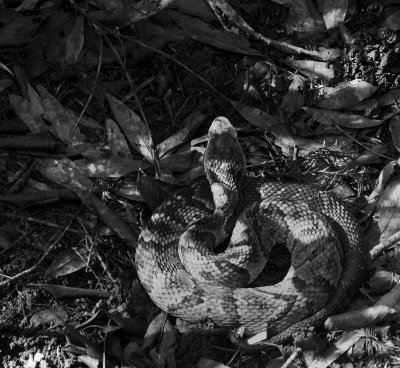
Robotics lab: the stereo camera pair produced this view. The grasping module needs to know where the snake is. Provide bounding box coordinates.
[135,117,365,344]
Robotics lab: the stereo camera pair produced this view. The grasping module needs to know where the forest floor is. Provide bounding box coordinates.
[1,0,400,367]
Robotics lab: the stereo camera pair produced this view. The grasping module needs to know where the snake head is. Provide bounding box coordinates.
[205,117,246,196]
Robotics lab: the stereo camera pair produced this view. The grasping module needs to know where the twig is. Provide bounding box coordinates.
[334,124,394,161]
[103,31,159,175]
[235,23,337,61]
[8,159,39,194]
[370,230,400,260]
[0,221,74,286]
[1,212,82,235]
[116,32,232,105]
[68,25,103,145]
[282,347,302,368]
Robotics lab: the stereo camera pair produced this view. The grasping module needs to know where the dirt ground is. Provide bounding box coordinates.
[1,0,400,367]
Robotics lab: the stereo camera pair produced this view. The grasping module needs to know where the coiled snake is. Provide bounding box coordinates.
[135,117,365,344]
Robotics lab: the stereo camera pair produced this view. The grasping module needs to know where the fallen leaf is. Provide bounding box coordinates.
[304,107,383,128]
[0,79,13,93]
[309,331,363,368]
[65,14,84,64]
[174,0,217,21]
[110,182,145,202]
[367,160,396,205]
[142,312,167,350]
[318,0,348,29]
[283,59,335,81]
[0,189,79,208]
[107,94,155,164]
[0,134,56,151]
[390,115,400,152]
[9,94,46,133]
[44,249,88,280]
[314,79,377,109]
[169,10,260,56]
[77,309,148,336]
[74,157,146,178]
[157,109,206,156]
[357,144,388,166]
[83,193,139,245]
[280,74,307,114]
[159,151,197,173]
[37,158,94,192]
[138,176,168,212]
[90,0,175,25]
[149,319,177,367]
[270,0,326,33]
[0,13,40,47]
[382,8,400,31]
[27,308,68,329]
[37,86,87,146]
[106,118,132,159]
[350,88,400,111]
[196,357,229,368]
[376,174,400,243]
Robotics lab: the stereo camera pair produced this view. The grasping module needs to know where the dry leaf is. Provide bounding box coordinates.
[325,305,396,331]
[0,189,79,208]
[309,331,364,368]
[196,357,230,368]
[27,308,68,329]
[304,107,383,128]
[367,269,398,295]
[318,0,348,29]
[0,134,56,151]
[77,309,148,336]
[74,157,145,178]
[111,182,145,202]
[357,144,388,165]
[65,15,84,64]
[37,158,93,192]
[107,94,155,164]
[106,118,132,159]
[157,109,206,156]
[350,88,400,111]
[37,86,87,146]
[142,312,167,350]
[376,175,400,243]
[84,193,139,244]
[9,94,46,133]
[283,59,335,81]
[271,0,326,33]
[0,14,40,47]
[382,8,400,31]
[0,79,13,93]
[44,249,88,280]
[174,0,217,21]
[90,0,175,25]
[368,160,396,205]
[390,115,400,152]
[314,79,377,109]
[159,151,197,173]
[138,176,168,212]
[280,74,307,114]
[169,10,260,56]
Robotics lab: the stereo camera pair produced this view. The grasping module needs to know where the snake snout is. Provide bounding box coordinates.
[209,117,237,138]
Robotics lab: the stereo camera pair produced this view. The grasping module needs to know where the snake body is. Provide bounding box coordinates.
[135,117,365,343]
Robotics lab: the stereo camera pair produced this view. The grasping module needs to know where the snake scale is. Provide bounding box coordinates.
[135,117,365,344]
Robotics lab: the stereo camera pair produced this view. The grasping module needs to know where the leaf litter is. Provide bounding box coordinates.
[1,0,400,367]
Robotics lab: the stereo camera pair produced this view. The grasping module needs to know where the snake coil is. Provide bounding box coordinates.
[135,117,365,344]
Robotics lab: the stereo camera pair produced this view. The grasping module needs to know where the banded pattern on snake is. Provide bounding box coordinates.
[135,117,365,344]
